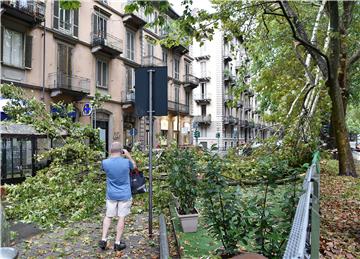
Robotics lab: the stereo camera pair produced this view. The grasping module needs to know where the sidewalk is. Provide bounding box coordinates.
[12,213,160,258]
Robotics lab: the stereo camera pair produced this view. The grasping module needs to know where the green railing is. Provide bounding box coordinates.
[283,151,320,259]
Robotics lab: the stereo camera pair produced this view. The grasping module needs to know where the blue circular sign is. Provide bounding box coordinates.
[83,103,92,116]
[129,128,137,136]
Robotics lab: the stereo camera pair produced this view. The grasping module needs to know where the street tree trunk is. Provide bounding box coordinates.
[280,1,357,177]
[326,1,357,177]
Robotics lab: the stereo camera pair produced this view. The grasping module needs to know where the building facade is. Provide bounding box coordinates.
[192,29,272,150]
[0,0,198,152]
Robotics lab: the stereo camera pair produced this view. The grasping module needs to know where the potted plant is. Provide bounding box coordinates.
[168,148,199,232]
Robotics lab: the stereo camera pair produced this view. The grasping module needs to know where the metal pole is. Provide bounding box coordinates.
[148,69,154,236]
[41,2,46,101]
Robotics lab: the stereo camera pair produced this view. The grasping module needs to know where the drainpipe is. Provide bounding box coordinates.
[41,1,46,101]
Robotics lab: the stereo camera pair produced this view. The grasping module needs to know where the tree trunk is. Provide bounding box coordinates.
[326,1,357,177]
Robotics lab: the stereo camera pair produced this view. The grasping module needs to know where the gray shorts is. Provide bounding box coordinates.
[106,199,132,217]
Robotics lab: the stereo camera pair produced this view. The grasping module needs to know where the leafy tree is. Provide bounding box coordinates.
[1,83,110,227]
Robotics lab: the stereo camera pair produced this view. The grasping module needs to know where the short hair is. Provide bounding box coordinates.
[110,142,122,153]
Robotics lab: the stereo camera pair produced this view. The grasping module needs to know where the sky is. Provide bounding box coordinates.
[169,0,214,15]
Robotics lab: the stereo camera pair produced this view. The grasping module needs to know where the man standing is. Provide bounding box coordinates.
[99,142,136,251]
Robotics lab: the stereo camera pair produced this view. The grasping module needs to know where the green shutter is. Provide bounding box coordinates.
[25,35,33,68]
[73,9,79,37]
[53,1,59,30]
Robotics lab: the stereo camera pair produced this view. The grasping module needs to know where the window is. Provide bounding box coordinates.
[162,49,168,65]
[2,28,24,67]
[53,1,79,37]
[93,13,107,38]
[201,105,206,116]
[185,62,190,75]
[174,86,179,103]
[146,42,154,57]
[200,61,206,77]
[200,82,206,96]
[57,43,72,75]
[199,43,206,56]
[126,30,135,61]
[96,60,108,88]
[185,92,190,106]
[125,66,135,92]
[174,58,180,80]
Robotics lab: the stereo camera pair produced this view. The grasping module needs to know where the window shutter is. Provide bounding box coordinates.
[53,0,59,30]
[1,27,3,62]
[92,13,97,34]
[25,35,33,68]
[73,9,79,37]
[67,46,72,76]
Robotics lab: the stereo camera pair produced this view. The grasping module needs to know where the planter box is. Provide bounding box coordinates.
[176,207,199,233]
[171,192,180,209]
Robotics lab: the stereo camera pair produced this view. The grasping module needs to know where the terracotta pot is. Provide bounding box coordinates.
[176,207,199,233]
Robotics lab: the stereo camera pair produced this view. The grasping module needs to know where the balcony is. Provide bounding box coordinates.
[224,94,234,103]
[183,74,199,90]
[255,123,262,129]
[168,101,189,115]
[142,55,165,67]
[1,0,45,25]
[223,116,236,125]
[244,104,252,112]
[91,32,123,58]
[172,44,189,56]
[223,51,232,62]
[247,121,255,128]
[48,72,90,100]
[122,12,146,30]
[244,89,255,97]
[236,100,243,108]
[224,70,234,82]
[121,91,135,104]
[198,72,211,82]
[194,94,211,104]
[193,115,211,126]
[239,120,248,127]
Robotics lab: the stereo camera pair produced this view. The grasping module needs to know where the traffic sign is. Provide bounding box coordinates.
[194,130,200,138]
[216,132,220,138]
[82,103,92,116]
[129,128,137,136]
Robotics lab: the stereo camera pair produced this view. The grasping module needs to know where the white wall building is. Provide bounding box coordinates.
[192,29,271,150]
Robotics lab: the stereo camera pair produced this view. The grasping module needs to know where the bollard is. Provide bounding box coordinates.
[159,214,169,259]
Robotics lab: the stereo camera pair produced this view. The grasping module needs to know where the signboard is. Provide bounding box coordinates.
[194,130,200,138]
[82,103,92,116]
[135,66,168,116]
[129,128,137,136]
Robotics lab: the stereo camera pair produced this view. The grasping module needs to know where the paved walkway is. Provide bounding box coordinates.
[12,213,160,258]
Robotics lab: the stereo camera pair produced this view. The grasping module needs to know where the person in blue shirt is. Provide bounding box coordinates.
[99,142,136,252]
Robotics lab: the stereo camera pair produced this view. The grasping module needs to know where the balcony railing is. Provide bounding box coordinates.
[142,55,165,67]
[168,101,189,114]
[193,115,211,125]
[48,72,90,94]
[239,120,248,127]
[249,121,255,128]
[194,94,211,104]
[224,94,234,102]
[183,74,199,89]
[91,31,123,56]
[223,116,236,125]
[2,0,45,23]
[121,90,135,103]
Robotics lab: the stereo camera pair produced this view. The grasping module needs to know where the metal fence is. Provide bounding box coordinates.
[283,151,320,259]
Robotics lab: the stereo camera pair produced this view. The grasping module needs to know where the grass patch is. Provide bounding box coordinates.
[170,205,221,257]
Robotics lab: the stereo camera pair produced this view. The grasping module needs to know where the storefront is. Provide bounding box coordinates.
[1,124,48,184]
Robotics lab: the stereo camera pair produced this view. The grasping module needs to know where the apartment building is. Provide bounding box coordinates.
[192,29,272,150]
[0,0,197,153]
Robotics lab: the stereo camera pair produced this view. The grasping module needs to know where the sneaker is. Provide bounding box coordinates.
[98,240,107,250]
[114,241,126,251]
